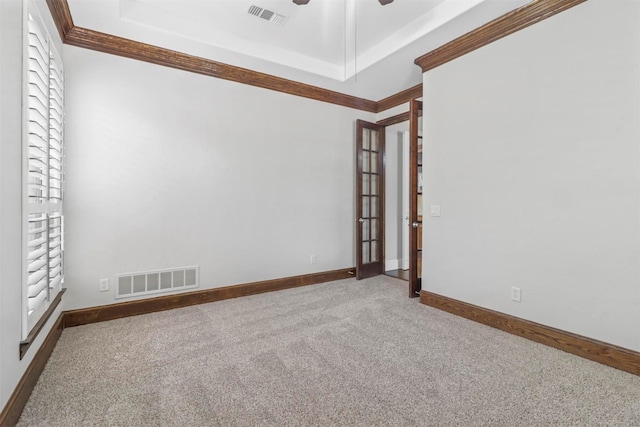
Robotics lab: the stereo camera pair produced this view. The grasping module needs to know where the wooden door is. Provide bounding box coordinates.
[355,120,385,280]
[409,100,423,297]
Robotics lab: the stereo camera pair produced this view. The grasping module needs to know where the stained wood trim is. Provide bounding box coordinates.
[420,290,640,376]
[63,268,355,327]
[64,27,378,112]
[44,0,427,113]
[415,0,586,72]
[408,100,423,298]
[0,314,64,427]
[376,111,410,127]
[376,84,422,113]
[355,120,385,280]
[45,0,74,40]
[45,0,379,112]
[19,289,66,360]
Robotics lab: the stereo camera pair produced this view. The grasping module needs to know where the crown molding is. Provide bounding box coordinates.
[45,0,587,113]
[376,111,410,127]
[415,0,587,73]
[376,84,422,113]
[46,0,74,40]
[46,0,389,112]
[65,26,379,112]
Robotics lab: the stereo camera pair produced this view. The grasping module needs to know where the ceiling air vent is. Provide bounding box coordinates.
[248,5,288,26]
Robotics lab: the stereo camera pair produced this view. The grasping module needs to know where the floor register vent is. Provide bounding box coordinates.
[116,266,199,299]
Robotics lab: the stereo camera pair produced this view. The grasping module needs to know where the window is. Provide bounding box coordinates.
[22,4,64,342]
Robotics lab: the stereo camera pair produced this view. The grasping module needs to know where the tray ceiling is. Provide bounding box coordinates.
[66,0,530,100]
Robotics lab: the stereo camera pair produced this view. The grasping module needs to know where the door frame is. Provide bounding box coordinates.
[367,102,421,296]
[408,99,423,297]
[401,130,410,271]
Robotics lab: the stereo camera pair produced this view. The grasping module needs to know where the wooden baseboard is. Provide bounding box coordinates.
[0,314,64,427]
[64,268,355,327]
[420,290,640,376]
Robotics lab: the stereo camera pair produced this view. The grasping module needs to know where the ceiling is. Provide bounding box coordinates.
[66,0,530,101]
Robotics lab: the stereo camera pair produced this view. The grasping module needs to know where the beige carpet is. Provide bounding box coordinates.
[18,276,640,426]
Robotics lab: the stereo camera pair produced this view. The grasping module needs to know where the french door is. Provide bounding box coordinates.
[355,120,385,279]
[409,100,423,297]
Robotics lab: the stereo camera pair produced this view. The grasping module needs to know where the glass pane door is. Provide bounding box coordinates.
[356,120,385,280]
[409,100,423,297]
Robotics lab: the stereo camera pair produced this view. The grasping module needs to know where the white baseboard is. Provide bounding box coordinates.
[385,259,400,271]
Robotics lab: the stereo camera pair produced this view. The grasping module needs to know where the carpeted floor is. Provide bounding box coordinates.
[17,276,640,426]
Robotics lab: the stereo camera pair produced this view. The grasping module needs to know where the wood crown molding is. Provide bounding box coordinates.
[46,0,421,113]
[415,0,587,72]
[376,84,422,113]
[376,111,410,127]
[420,290,640,377]
[64,267,355,327]
[46,0,74,40]
[44,0,587,113]
[0,315,64,427]
[64,27,378,112]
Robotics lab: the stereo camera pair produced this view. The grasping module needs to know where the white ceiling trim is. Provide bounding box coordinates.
[117,0,488,82]
[66,0,531,100]
[343,0,485,81]
[119,0,345,80]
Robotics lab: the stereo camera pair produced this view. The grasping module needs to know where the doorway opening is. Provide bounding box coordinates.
[383,127,410,282]
[355,100,422,297]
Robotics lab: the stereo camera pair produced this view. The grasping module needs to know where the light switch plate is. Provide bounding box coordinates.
[511,286,521,302]
[430,205,441,217]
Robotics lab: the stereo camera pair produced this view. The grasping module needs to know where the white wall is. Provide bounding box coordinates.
[422,0,640,351]
[63,46,374,310]
[0,0,65,414]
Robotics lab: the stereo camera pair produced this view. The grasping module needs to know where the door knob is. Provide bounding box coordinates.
[412,222,419,228]
[358,218,365,223]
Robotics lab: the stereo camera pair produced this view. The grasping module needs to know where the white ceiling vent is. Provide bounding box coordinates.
[248,5,288,26]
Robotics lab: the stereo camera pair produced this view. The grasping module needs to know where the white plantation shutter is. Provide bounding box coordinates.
[48,48,64,301]
[49,53,63,201]
[23,8,64,339]
[26,214,49,323]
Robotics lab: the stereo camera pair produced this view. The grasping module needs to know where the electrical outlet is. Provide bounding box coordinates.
[99,278,109,292]
[511,286,521,302]
[310,254,316,264]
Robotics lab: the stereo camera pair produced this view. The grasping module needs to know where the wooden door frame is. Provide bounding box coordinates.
[408,99,423,297]
[374,100,422,297]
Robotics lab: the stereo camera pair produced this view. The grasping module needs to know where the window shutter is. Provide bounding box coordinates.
[49,52,63,202]
[26,17,50,205]
[48,47,64,299]
[23,9,64,338]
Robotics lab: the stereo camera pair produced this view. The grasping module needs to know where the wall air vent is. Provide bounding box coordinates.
[248,5,288,26]
[116,266,199,299]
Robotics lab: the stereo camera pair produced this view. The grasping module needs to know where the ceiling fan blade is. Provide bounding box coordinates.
[379,0,394,4]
